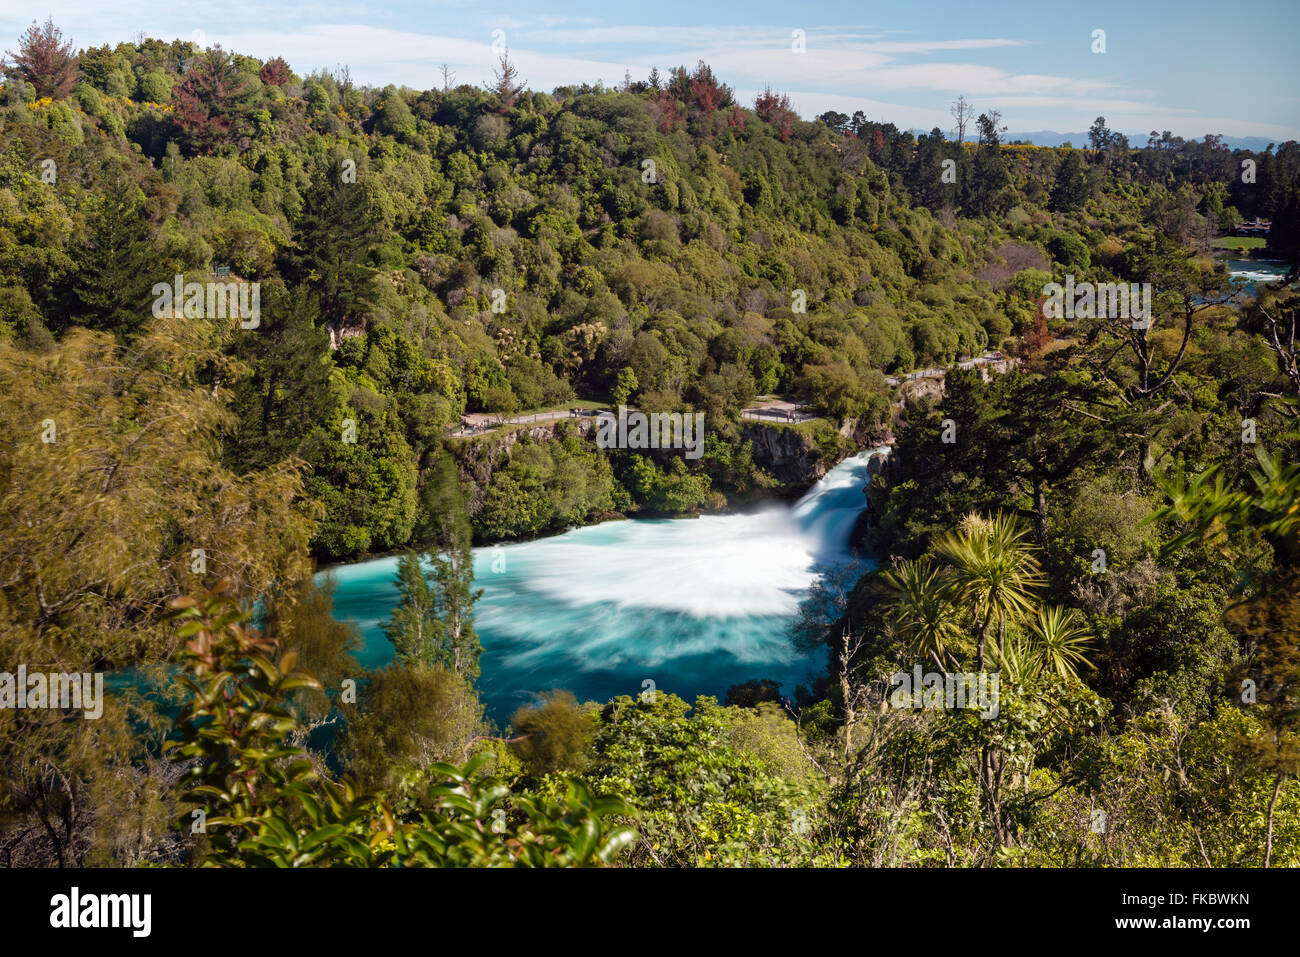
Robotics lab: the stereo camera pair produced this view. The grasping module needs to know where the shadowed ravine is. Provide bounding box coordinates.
[324,447,890,721]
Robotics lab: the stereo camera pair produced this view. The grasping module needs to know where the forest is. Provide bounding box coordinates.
[1,18,1298,868]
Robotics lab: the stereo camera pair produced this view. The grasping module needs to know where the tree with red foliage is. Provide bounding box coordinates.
[4,17,76,99]
[727,105,747,131]
[754,86,795,142]
[870,127,886,161]
[1026,297,1051,357]
[259,56,290,87]
[174,45,253,155]
[688,61,731,116]
[654,90,682,133]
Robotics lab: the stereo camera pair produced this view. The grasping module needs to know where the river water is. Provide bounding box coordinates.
[1227,257,1290,290]
[324,447,889,720]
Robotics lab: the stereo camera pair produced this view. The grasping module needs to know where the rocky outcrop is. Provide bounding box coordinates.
[848,445,896,547]
[741,423,832,487]
[326,317,366,350]
[451,357,1019,509]
[896,374,946,406]
[455,413,840,503]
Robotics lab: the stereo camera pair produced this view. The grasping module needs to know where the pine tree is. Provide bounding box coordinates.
[284,162,383,331]
[4,18,76,99]
[383,551,443,666]
[420,452,483,682]
[383,453,482,681]
[174,45,253,154]
[225,286,335,471]
[489,48,524,112]
[1050,151,1089,212]
[59,177,168,334]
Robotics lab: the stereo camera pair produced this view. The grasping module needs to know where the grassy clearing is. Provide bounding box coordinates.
[1212,236,1267,250]
[789,417,834,434]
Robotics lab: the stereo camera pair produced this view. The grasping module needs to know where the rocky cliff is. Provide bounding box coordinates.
[741,423,830,487]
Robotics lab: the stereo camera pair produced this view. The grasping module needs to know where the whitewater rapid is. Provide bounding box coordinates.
[1227,259,1290,286]
[324,447,889,718]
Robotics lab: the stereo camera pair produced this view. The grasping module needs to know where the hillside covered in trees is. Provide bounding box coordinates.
[1,19,1299,870]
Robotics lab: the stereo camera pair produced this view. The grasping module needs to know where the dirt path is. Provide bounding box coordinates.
[449,407,607,437]
[453,354,1011,436]
[740,396,816,424]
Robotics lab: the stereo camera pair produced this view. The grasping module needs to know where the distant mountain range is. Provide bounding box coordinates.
[1002,131,1285,151]
[904,129,1287,150]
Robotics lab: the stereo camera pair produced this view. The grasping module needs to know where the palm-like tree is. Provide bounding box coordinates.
[933,512,1045,670]
[876,556,965,669]
[998,629,1035,684]
[1025,605,1094,680]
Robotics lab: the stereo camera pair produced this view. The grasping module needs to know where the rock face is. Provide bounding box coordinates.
[456,415,838,504]
[741,423,830,487]
[326,317,366,350]
[896,374,946,406]
[849,445,896,547]
[451,357,1019,510]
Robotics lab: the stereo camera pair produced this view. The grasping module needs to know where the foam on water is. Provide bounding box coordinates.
[324,447,889,718]
[1227,259,1290,286]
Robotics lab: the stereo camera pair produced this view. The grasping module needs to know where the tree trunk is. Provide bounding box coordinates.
[839,633,854,765]
[1265,772,1284,868]
[1033,478,1049,547]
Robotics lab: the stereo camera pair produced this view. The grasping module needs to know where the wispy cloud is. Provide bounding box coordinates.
[1,3,1293,139]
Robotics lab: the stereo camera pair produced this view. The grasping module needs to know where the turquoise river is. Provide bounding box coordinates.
[322,448,889,720]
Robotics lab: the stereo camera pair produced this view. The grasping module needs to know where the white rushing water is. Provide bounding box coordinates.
[515,446,888,618]
[326,446,891,717]
[1227,258,1290,285]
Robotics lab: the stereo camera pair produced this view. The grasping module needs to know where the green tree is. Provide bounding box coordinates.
[1156,447,1300,864]
[611,365,638,405]
[284,161,384,330]
[384,453,482,681]
[1022,605,1094,680]
[383,551,443,665]
[341,663,485,796]
[59,176,171,335]
[510,691,595,775]
[1049,151,1089,212]
[933,512,1045,670]
[876,555,965,669]
[226,285,336,470]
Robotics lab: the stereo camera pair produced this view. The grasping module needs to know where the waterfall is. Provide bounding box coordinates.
[325,448,888,717]
[790,445,891,547]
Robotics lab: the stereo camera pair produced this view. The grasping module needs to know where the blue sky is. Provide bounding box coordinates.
[5,0,1298,139]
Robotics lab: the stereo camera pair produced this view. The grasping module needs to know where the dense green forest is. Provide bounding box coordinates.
[1,20,1298,867]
